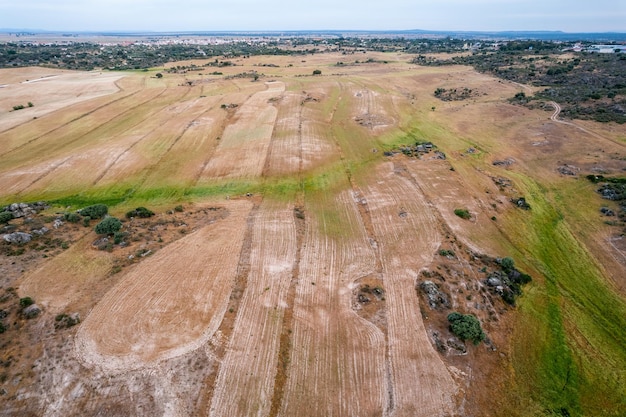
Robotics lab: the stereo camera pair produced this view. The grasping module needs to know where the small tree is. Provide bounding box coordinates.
[80,204,108,219]
[95,217,122,235]
[447,312,485,344]
[500,257,515,272]
[155,73,163,78]
[312,69,322,75]
[64,212,81,223]
[19,297,34,308]
[126,207,154,219]
[0,211,13,224]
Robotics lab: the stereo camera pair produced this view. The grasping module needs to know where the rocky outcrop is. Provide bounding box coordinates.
[3,232,33,244]
[2,202,48,218]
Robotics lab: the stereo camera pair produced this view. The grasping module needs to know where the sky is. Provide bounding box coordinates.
[0,0,624,33]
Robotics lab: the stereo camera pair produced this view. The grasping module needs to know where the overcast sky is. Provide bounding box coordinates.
[1,0,624,33]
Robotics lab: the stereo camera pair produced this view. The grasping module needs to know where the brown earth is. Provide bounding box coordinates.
[0,51,624,416]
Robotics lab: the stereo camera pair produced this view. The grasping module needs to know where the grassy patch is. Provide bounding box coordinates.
[504,178,626,416]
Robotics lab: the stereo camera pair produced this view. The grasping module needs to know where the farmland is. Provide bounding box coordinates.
[1,50,625,416]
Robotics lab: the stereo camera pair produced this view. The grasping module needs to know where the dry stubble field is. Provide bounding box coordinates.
[1,52,625,417]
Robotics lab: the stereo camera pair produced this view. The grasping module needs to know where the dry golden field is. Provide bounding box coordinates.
[1,52,625,416]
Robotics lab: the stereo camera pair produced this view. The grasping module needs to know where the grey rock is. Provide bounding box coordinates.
[487,276,503,287]
[22,304,41,319]
[32,227,49,236]
[419,280,450,309]
[3,232,33,244]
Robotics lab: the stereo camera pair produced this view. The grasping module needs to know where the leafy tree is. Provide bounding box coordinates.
[447,312,485,344]
[94,216,122,235]
[79,204,108,219]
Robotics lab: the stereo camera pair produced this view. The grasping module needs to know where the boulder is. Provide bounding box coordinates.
[487,276,503,287]
[22,304,41,319]
[32,227,49,236]
[3,232,33,244]
[419,280,450,309]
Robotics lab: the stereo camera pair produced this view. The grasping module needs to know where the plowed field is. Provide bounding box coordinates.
[1,52,625,417]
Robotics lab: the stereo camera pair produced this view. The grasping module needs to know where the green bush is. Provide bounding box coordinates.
[174,205,184,212]
[19,297,34,308]
[82,216,91,227]
[454,208,471,220]
[79,204,108,219]
[447,312,485,344]
[500,256,515,272]
[94,217,122,235]
[113,231,128,244]
[64,212,81,223]
[126,207,154,218]
[0,211,14,224]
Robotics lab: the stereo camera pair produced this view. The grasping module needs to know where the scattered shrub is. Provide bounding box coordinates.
[82,216,91,227]
[113,231,128,244]
[174,205,184,212]
[511,197,531,210]
[447,312,486,344]
[64,212,81,223]
[312,69,322,75]
[454,208,471,219]
[438,249,455,257]
[500,256,515,272]
[94,217,122,235]
[0,212,13,224]
[19,297,34,308]
[126,207,155,218]
[55,313,80,328]
[79,204,108,219]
